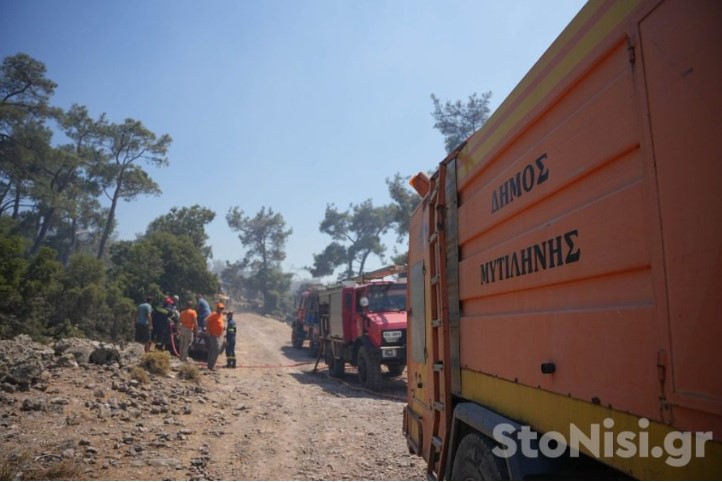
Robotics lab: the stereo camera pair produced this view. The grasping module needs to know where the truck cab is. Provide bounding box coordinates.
[354,282,407,367]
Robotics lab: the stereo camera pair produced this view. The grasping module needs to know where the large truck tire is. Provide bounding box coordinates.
[291,325,303,349]
[450,432,509,480]
[329,355,345,378]
[309,332,321,357]
[386,363,405,377]
[357,346,382,391]
[309,344,320,358]
[326,342,345,377]
[189,332,209,362]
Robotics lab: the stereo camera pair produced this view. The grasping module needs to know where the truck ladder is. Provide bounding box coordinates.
[351,264,407,283]
[425,165,452,480]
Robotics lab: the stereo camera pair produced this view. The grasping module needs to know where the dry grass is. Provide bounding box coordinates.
[139,350,171,375]
[129,365,150,384]
[177,362,201,382]
[25,458,81,480]
[0,452,29,481]
[1,449,82,481]
[0,459,16,481]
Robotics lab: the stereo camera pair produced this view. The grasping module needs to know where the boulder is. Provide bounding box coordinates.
[89,345,121,365]
[55,353,79,368]
[53,337,99,364]
[118,343,145,366]
[0,335,54,388]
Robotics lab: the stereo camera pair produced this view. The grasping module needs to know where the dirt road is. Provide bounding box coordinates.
[0,312,427,480]
[207,311,426,481]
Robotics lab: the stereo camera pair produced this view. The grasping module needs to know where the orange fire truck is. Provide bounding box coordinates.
[403,0,722,479]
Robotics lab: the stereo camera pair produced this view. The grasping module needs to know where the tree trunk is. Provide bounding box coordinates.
[61,217,78,265]
[29,207,55,256]
[358,250,371,276]
[12,187,21,219]
[97,185,120,259]
[0,184,8,215]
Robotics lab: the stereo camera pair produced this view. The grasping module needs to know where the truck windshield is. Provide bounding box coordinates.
[367,283,406,312]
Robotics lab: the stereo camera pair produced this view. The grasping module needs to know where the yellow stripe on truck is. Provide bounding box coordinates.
[461,369,722,480]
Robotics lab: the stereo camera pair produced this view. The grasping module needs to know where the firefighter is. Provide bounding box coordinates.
[177,300,198,362]
[225,311,237,368]
[205,303,225,370]
[151,296,174,351]
[196,294,211,332]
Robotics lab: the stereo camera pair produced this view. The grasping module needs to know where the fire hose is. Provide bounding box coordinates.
[168,321,180,358]
[167,321,403,401]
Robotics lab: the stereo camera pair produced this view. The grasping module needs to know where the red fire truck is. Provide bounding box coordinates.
[318,265,407,390]
[291,286,323,352]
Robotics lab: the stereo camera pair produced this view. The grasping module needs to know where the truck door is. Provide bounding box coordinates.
[640,0,722,428]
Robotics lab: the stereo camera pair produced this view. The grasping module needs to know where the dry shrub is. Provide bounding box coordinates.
[0,459,12,481]
[139,350,171,375]
[0,451,29,480]
[177,362,201,382]
[26,458,81,480]
[129,365,150,384]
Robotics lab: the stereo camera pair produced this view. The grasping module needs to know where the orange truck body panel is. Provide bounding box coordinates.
[404,0,722,478]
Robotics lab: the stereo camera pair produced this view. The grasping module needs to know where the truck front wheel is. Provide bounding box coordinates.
[451,432,509,480]
[386,363,406,377]
[357,346,382,391]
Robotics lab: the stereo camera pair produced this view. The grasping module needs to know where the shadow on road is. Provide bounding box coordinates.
[279,341,408,401]
[280,345,320,364]
[288,364,408,402]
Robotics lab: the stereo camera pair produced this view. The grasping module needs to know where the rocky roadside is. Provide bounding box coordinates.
[0,326,427,481]
[0,335,217,480]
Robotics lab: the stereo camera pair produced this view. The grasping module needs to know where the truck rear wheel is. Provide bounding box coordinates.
[309,331,321,357]
[329,355,345,378]
[291,325,303,349]
[357,347,382,390]
[326,342,345,378]
[451,432,509,480]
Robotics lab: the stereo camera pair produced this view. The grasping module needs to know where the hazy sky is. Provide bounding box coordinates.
[1,0,586,279]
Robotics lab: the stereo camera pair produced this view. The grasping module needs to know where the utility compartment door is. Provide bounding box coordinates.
[640,0,722,417]
[409,260,428,404]
[404,260,429,456]
[326,288,345,340]
[404,201,434,459]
